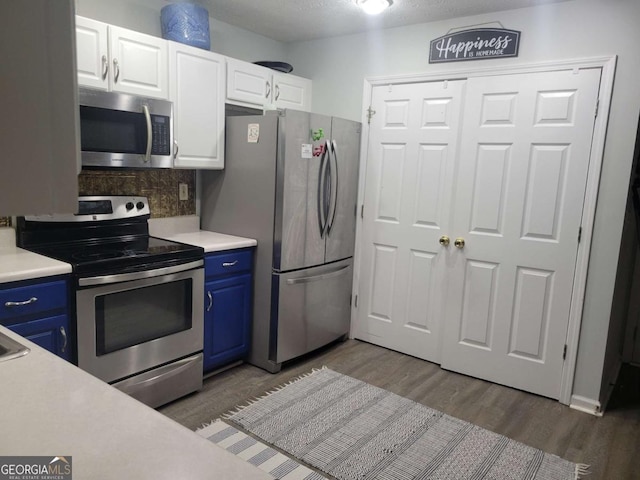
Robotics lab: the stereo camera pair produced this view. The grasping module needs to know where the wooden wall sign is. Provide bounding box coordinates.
[429,28,521,63]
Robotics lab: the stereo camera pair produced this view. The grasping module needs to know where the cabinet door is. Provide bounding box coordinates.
[109,25,168,99]
[170,43,225,169]
[76,16,109,90]
[226,58,271,107]
[273,73,312,111]
[203,274,252,371]
[8,314,72,362]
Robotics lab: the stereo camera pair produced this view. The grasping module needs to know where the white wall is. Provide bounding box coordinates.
[73,0,640,406]
[287,0,640,406]
[75,0,287,62]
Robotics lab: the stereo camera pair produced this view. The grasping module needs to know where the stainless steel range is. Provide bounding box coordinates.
[17,196,204,408]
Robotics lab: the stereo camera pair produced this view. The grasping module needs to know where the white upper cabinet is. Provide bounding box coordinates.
[0,0,79,216]
[109,26,168,99]
[272,72,312,111]
[226,58,312,112]
[226,58,272,107]
[76,16,169,100]
[169,43,225,169]
[76,16,109,90]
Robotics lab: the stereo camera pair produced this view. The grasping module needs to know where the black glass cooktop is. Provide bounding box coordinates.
[28,236,203,277]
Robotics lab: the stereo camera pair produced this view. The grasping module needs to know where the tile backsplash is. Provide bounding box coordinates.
[0,170,195,226]
[79,169,196,218]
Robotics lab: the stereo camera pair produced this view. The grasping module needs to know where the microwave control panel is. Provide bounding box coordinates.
[151,115,171,155]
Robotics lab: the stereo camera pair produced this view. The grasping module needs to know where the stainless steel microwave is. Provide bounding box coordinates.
[79,88,173,169]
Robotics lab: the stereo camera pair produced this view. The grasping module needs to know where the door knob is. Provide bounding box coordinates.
[439,235,450,247]
[454,237,465,249]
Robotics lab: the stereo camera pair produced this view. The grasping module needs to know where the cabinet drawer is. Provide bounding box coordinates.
[0,280,67,323]
[205,250,253,278]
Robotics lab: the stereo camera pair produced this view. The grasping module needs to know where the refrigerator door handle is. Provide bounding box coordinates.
[286,264,350,285]
[327,140,339,234]
[317,141,329,238]
[323,140,332,234]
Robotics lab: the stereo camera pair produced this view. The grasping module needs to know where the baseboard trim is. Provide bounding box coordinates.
[570,395,603,416]
[203,360,243,380]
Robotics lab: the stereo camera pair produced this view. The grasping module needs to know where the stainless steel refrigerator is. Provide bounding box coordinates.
[201,109,361,373]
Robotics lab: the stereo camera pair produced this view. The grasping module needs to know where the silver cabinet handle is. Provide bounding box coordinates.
[4,297,38,307]
[207,291,213,312]
[113,58,120,83]
[222,261,238,267]
[266,80,271,99]
[143,104,152,163]
[59,326,67,353]
[101,54,109,80]
[275,84,280,101]
[173,140,179,159]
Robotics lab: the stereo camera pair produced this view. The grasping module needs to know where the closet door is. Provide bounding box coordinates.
[355,80,465,363]
[441,68,601,399]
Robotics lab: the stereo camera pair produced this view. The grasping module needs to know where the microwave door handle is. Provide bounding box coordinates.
[143,104,152,163]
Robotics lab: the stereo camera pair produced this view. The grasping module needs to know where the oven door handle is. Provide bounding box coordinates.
[78,259,203,287]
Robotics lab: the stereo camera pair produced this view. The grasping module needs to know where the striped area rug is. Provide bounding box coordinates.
[214,368,589,480]
[197,419,327,479]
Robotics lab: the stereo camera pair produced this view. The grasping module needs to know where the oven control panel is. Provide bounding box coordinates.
[25,196,151,222]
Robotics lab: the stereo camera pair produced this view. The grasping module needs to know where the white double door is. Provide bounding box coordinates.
[356,68,601,399]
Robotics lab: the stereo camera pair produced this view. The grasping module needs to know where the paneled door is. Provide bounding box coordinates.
[355,80,465,363]
[441,69,601,399]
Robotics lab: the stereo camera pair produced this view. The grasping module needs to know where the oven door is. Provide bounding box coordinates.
[76,262,204,384]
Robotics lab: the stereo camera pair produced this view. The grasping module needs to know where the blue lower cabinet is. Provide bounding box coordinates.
[1,277,72,362]
[203,273,252,372]
[8,314,72,361]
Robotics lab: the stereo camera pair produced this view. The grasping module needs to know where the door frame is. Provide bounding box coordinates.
[351,56,617,406]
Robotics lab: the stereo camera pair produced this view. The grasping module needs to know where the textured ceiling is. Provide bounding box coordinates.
[142,0,570,43]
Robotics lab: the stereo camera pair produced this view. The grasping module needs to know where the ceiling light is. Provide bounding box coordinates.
[355,0,393,15]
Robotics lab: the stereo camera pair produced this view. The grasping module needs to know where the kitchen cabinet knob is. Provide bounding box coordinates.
[454,237,465,249]
[439,235,450,247]
[207,291,213,312]
[101,55,109,80]
[113,58,120,83]
[59,326,67,353]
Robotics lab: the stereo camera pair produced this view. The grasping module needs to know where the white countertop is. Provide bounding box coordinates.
[149,216,257,253]
[0,246,71,284]
[0,226,71,284]
[162,231,257,252]
[0,326,270,480]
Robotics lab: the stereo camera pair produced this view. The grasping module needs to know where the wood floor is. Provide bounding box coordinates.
[159,340,640,480]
